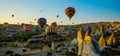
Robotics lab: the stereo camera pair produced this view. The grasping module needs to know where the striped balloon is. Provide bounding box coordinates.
[65,7,75,20]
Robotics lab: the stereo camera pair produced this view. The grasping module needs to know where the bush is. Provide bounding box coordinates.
[48,43,52,48]
[15,54,21,56]
[47,52,52,55]
[16,31,37,42]
[0,38,14,42]
[5,50,13,55]
[23,49,27,52]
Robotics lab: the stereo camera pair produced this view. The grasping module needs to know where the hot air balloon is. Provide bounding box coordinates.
[11,14,14,17]
[72,22,74,24]
[37,18,47,29]
[45,26,57,35]
[30,21,32,24]
[34,19,36,21]
[4,22,9,25]
[18,22,19,25]
[40,10,43,13]
[65,7,75,20]
[3,22,9,28]
[57,15,59,18]
[51,22,57,27]
[23,24,30,31]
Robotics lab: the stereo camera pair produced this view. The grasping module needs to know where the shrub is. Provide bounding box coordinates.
[5,50,13,55]
[15,54,21,56]
[23,49,27,52]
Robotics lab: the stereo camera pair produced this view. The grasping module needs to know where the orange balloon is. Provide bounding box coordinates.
[65,7,75,20]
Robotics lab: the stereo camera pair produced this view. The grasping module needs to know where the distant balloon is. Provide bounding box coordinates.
[57,15,59,18]
[65,7,75,20]
[45,26,57,35]
[72,22,74,24]
[3,22,9,28]
[23,24,30,31]
[4,22,9,25]
[34,19,36,21]
[30,21,32,24]
[12,14,14,17]
[37,18,47,29]
[40,10,43,13]
[18,22,19,24]
[51,22,57,27]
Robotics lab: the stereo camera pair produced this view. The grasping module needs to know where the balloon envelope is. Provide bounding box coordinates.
[51,22,57,27]
[57,15,59,18]
[72,22,74,24]
[3,22,9,27]
[37,18,47,29]
[34,19,36,21]
[12,14,14,17]
[65,7,75,20]
[45,26,57,35]
[23,24,30,31]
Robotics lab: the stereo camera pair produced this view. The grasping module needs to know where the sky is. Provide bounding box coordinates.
[0,0,120,25]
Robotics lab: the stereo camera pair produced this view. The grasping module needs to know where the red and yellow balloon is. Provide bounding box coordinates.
[51,22,57,27]
[23,24,30,31]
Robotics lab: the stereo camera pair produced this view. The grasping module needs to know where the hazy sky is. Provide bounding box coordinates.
[0,0,120,25]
